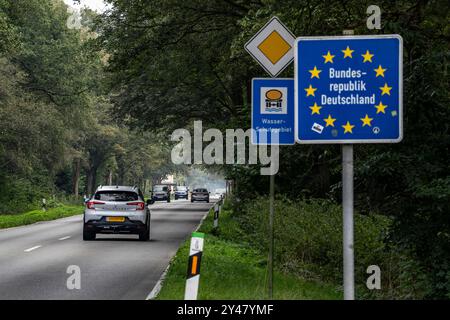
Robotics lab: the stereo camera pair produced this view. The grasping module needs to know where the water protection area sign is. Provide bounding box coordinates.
[252,78,295,145]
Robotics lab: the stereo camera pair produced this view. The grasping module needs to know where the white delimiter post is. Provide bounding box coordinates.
[184,232,204,300]
[213,203,219,228]
[342,144,354,300]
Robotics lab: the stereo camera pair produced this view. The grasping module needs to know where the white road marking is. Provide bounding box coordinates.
[24,245,42,252]
[58,236,71,241]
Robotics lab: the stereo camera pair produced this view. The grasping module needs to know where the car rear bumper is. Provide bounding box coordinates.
[84,209,146,224]
[84,217,147,234]
[192,196,209,201]
[152,195,169,201]
[175,193,188,198]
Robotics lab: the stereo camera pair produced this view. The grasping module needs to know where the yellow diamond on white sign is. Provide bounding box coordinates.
[258,31,292,64]
[245,16,295,77]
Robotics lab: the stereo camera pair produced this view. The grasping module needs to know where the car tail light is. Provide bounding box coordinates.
[127,202,145,210]
[86,201,105,209]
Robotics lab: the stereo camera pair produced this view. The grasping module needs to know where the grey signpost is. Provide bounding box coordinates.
[341,29,355,300]
[295,30,403,299]
[342,143,354,299]
[245,17,296,299]
[268,173,275,297]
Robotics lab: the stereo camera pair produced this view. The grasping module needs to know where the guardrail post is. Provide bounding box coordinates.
[213,203,220,228]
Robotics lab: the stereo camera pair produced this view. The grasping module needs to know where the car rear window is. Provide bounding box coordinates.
[176,186,187,191]
[153,186,167,192]
[94,191,138,202]
[194,189,207,192]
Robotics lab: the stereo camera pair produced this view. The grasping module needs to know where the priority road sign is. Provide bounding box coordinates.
[245,16,295,77]
[295,35,403,144]
[251,78,295,145]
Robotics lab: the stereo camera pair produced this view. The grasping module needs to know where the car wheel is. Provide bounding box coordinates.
[191,199,194,202]
[83,226,95,241]
[139,216,150,241]
[139,229,149,241]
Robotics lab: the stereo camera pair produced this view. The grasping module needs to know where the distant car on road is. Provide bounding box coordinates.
[83,185,152,241]
[210,189,225,199]
[191,188,210,203]
[174,185,189,200]
[152,184,171,202]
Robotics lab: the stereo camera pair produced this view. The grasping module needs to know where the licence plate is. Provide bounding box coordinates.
[106,216,125,222]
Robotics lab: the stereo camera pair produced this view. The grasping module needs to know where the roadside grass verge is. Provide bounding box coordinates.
[156,204,341,300]
[0,205,84,229]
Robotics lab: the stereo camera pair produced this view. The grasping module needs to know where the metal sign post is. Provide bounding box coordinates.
[268,173,275,299]
[341,29,355,301]
[245,16,296,299]
[294,32,403,299]
[342,144,354,299]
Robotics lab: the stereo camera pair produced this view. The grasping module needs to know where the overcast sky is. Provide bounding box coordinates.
[63,0,110,13]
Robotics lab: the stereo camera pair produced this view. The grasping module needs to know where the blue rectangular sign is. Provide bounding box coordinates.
[295,35,403,144]
[252,78,295,145]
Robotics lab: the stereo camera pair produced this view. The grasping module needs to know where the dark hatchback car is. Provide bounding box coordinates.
[191,188,209,203]
[174,186,189,200]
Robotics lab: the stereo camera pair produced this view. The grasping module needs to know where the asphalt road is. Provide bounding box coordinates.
[0,200,214,300]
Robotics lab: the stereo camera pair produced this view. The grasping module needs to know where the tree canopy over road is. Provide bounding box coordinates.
[0,0,179,212]
[96,0,449,298]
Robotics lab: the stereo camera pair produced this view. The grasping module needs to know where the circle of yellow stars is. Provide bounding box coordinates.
[305,45,393,135]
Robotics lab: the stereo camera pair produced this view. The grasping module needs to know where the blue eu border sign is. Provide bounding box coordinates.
[295,35,403,144]
[252,78,295,145]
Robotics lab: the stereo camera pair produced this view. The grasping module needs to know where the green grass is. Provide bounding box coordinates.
[0,205,84,229]
[157,206,342,300]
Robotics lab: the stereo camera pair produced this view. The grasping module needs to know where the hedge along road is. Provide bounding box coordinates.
[0,200,214,299]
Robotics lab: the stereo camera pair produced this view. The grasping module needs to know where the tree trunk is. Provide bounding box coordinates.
[108,170,113,185]
[86,167,97,196]
[72,158,81,198]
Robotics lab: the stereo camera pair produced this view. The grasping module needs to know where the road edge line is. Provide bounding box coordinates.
[145,260,172,300]
[145,202,215,300]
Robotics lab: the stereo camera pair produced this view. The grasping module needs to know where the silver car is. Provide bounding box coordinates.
[83,186,152,241]
[152,184,171,202]
[191,188,210,203]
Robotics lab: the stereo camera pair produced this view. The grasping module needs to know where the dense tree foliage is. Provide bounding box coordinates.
[0,0,447,299]
[97,0,449,298]
[0,0,177,213]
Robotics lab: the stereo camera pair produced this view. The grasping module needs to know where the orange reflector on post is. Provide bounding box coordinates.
[191,256,198,275]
